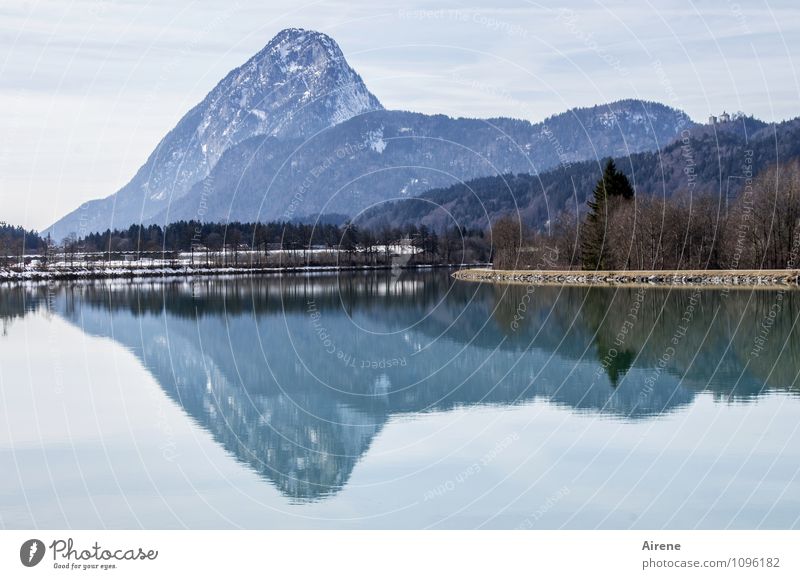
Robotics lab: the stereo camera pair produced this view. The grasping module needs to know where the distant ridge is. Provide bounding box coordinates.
[356,115,800,232]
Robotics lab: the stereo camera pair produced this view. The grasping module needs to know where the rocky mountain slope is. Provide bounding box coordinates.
[48,28,383,238]
[153,99,693,225]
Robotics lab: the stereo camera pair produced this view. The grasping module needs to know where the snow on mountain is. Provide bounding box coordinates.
[47,28,383,239]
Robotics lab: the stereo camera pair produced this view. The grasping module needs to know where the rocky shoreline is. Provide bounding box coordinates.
[452,268,800,288]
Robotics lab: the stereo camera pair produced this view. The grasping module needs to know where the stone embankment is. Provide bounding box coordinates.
[453,268,800,288]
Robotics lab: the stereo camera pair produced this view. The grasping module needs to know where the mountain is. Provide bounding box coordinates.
[358,116,800,232]
[46,28,699,237]
[48,28,382,239]
[151,99,694,225]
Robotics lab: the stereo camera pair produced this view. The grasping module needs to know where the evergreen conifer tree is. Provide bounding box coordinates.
[581,159,634,269]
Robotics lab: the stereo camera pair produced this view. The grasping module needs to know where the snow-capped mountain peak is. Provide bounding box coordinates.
[200,28,383,148]
[47,28,383,237]
[192,28,382,177]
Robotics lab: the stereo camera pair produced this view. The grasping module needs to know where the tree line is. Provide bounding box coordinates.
[0,223,48,259]
[492,158,800,271]
[1,219,491,268]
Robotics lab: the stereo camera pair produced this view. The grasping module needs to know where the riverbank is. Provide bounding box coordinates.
[452,268,800,288]
[0,263,469,283]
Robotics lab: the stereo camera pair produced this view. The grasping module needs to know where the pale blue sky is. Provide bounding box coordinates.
[1,0,799,230]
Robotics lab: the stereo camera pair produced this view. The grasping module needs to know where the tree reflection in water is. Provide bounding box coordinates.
[3,271,799,501]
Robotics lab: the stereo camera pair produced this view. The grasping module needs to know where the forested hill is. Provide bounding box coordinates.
[357,116,800,232]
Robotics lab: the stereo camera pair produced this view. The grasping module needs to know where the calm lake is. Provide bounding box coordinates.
[2,270,800,529]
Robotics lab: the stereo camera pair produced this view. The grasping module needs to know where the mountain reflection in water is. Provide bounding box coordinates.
[3,270,799,502]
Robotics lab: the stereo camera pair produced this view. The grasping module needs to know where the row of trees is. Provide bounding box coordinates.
[0,223,47,260]
[76,221,488,262]
[1,219,492,268]
[0,223,50,267]
[493,158,800,271]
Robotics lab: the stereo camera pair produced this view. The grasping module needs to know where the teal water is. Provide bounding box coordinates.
[1,270,800,528]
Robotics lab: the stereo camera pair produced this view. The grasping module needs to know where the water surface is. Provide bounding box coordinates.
[1,271,799,528]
